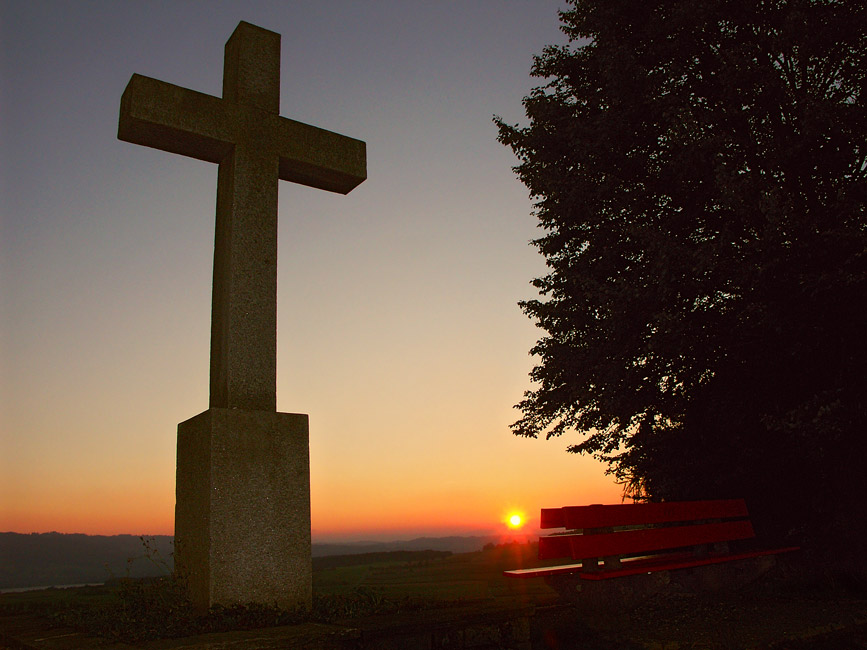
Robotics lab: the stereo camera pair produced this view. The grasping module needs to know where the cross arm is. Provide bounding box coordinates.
[276,118,367,194]
[119,74,235,164]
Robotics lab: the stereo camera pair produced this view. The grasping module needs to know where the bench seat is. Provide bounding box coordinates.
[505,546,800,580]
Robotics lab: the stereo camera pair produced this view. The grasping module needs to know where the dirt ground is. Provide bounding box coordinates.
[529,569,867,649]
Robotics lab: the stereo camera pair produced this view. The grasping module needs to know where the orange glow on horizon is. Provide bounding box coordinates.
[3,479,625,537]
[3,437,625,538]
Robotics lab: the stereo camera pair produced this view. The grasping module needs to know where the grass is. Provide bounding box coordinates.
[0,542,554,643]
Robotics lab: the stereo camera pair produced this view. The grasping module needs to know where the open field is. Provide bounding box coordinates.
[313,542,556,604]
[0,542,554,612]
[3,544,867,648]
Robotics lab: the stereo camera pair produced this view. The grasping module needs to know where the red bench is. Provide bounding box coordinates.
[504,499,799,581]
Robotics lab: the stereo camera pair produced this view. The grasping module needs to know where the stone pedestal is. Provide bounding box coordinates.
[175,408,311,611]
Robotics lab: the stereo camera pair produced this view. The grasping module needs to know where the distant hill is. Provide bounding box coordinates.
[0,532,174,590]
[0,532,520,590]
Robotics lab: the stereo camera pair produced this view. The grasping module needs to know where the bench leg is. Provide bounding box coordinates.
[580,554,622,572]
[544,573,583,601]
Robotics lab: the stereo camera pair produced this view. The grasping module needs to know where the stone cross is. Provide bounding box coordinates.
[118,22,366,611]
[119,21,366,412]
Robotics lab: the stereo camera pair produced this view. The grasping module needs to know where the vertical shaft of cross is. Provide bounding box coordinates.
[210,25,281,412]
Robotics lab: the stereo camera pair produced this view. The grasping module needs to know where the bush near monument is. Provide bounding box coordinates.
[496,0,866,578]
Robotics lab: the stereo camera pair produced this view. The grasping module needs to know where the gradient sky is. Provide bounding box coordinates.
[0,0,622,541]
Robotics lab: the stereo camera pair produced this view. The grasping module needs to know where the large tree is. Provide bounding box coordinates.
[497,0,866,562]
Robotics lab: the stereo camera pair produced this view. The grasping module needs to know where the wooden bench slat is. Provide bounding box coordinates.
[503,562,585,579]
[539,519,755,560]
[504,546,801,580]
[539,508,567,529]
[540,499,748,530]
[506,550,706,579]
[578,546,801,580]
[538,534,573,560]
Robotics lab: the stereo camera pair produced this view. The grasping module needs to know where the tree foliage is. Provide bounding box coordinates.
[497,0,866,552]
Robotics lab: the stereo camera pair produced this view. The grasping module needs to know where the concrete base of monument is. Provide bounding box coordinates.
[175,408,311,612]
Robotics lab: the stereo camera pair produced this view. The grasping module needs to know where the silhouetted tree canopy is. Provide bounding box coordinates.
[497,0,866,561]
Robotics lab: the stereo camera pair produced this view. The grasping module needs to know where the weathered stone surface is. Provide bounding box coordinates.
[176,408,311,611]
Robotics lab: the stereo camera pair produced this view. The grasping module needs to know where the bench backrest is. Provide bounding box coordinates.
[538,499,755,561]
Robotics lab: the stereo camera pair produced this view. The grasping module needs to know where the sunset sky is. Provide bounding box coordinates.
[0,0,622,541]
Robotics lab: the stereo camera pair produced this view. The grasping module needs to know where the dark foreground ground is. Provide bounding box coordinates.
[2,590,866,649]
[2,546,865,649]
[534,585,867,649]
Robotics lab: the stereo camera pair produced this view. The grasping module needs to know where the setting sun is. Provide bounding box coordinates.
[508,514,523,528]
